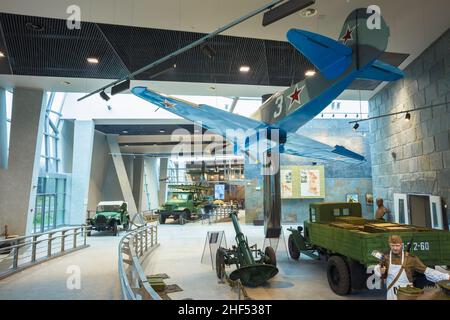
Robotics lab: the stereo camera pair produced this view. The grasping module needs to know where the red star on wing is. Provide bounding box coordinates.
[288,85,304,110]
[340,25,354,45]
[163,99,175,108]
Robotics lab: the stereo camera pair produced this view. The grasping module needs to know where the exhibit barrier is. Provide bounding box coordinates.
[201,205,238,224]
[0,226,89,280]
[118,223,161,300]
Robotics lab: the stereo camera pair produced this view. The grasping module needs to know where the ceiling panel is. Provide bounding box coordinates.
[0,12,408,91]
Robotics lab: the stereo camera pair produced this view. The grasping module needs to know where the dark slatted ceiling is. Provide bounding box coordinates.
[0,12,408,90]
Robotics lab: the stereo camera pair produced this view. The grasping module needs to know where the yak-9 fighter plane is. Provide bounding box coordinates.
[132,8,404,164]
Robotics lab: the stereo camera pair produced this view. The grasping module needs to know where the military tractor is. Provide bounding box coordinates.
[287,202,450,295]
[86,201,130,236]
[156,185,212,224]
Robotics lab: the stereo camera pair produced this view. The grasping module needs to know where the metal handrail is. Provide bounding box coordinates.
[0,226,89,280]
[118,223,161,300]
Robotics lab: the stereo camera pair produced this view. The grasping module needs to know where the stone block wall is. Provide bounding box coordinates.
[368,28,450,224]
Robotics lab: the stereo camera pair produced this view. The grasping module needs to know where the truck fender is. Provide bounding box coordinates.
[288,227,308,251]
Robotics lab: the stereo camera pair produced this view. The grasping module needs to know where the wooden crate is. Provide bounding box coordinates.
[335,216,366,225]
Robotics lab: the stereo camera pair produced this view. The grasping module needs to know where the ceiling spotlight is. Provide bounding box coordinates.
[122,130,128,134]
[87,57,99,64]
[405,112,411,121]
[159,129,166,133]
[305,70,316,77]
[100,90,110,101]
[300,8,318,18]
[353,123,360,131]
[0,51,5,58]
[239,66,250,73]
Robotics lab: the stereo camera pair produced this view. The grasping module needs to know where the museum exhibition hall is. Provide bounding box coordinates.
[0,0,449,303]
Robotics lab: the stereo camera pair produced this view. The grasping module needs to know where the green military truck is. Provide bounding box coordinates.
[288,202,450,295]
[157,185,211,224]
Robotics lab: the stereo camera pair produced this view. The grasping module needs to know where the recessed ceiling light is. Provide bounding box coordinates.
[240,66,250,73]
[124,144,129,147]
[300,8,318,18]
[159,129,166,133]
[305,70,316,77]
[0,51,5,58]
[122,130,128,134]
[87,57,99,64]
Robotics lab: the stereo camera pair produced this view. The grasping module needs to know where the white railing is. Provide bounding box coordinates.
[0,226,89,280]
[118,223,161,300]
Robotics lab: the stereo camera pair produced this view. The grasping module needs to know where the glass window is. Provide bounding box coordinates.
[333,208,340,216]
[310,208,316,222]
[33,177,66,232]
[432,203,438,228]
[343,208,350,216]
[399,199,405,224]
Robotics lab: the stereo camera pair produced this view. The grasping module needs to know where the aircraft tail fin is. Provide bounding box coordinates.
[287,8,391,79]
[338,7,390,69]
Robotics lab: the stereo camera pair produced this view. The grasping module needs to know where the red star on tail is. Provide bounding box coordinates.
[341,25,354,45]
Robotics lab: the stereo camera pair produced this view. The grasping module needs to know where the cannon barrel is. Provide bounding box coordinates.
[230,212,255,266]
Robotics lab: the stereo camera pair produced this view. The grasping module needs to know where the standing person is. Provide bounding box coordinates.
[374,235,449,300]
[375,198,390,220]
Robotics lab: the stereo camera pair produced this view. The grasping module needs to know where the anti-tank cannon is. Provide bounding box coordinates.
[215,212,278,287]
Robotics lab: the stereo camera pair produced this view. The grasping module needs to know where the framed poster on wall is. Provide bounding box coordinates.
[281,169,293,198]
[280,165,325,199]
[346,193,359,203]
[299,166,325,198]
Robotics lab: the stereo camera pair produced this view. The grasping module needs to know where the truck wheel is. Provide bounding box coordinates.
[183,209,191,220]
[288,234,300,260]
[265,246,277,267]
[216,248,226,280]
[327,255,351,295]
[159,215,166,224]
[112,221,118,236]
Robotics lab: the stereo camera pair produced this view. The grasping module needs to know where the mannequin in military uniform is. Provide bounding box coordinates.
[375,198,390,220]
[374,235,449,300]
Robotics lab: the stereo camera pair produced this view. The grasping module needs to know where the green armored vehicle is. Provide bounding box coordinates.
[87,201,130,236]
[157,185,211,224]
[288,202,450,295]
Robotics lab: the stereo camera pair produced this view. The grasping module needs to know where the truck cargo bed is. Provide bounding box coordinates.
[306,221,450,266]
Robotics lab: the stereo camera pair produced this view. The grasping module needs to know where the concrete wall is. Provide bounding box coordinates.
[68,121,94,225]
[368,29,450,225]
[0,88,46,235]
[60,120,74,174]
[244,119,373,224]
[87,130,110,211]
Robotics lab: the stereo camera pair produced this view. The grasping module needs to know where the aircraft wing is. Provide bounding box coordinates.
[131,86,265,137]
[282,132,366,164]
